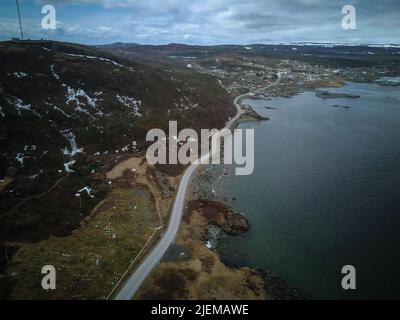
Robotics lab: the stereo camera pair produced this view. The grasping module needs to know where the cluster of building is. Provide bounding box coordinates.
[182,54,400,98]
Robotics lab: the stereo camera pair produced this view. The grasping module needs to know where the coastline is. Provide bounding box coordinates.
[166,76,358,299]
[125,73,308,300]
[113,74,282,299]
[134,193,308,299]
[133,73,313,300]
[188,166,308,300]
[1,35,399,301]
[4,71,397,299]
[194,77,400,299]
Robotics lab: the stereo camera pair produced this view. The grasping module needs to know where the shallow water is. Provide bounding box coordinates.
[210,82,400,299]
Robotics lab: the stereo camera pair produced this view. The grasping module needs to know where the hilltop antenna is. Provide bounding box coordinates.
[16,0,23,39]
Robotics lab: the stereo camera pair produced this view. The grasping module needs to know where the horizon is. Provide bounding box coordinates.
[2,39,400,48]
[0,0,399,45]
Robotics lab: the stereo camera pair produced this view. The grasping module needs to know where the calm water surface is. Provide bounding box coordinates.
[211,82,400,299]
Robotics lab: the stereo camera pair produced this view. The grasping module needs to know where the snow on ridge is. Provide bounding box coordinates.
[286,42,400,48]
[0,106,5,117]
[365,44,400,48]
[66,86,103,117]
[64,52,126,68]
[116,95,142,117]
[61,129,83,156]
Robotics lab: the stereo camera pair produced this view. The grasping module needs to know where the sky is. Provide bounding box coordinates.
[0,0,399,45]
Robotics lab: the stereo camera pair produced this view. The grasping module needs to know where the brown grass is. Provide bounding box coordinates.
[135,200,266,300]
[2,186,159,299]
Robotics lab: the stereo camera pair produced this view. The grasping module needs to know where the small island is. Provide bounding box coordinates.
[315,90,360,99]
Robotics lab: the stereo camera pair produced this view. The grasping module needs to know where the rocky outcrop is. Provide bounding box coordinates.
[189,199,249,236]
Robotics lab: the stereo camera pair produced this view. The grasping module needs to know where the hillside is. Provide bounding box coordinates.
[0,40,234,246]
[101,42,400,71]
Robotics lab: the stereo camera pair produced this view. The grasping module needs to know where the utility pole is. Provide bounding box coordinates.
[16,0,23,39]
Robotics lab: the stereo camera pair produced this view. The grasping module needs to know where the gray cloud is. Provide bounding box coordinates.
[4,0,400,44]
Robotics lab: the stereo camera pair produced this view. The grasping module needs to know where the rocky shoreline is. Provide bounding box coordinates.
[239,104,270,122]
[193,199,250,236]
[197,199,308,300]
[186,167,309,299]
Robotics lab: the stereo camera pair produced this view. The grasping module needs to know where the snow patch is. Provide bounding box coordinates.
[53,105,72,118]
[15,153,25,165]
[64,53,125,68]
[66,87,103,117]
[121,144,129,152]
[64,160,76,173]
[116,95,142,117]
[77,186,95,198]
[61,130,83,156]
[24,145,36,151]
[13,72,28,79]
[121,140,137,152]
[6,96,41,117]
[50,64,60,81]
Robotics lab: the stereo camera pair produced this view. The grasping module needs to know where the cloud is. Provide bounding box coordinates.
[2,0,400,44]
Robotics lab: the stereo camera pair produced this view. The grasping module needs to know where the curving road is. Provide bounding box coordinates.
[114,72,281,300]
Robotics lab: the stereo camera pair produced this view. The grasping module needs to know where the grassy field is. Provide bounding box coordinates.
[1,185,159,299]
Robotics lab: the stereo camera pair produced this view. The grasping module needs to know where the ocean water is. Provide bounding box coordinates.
[209,82,400,299]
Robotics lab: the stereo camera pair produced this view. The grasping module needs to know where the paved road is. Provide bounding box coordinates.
[114,73,281,300]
